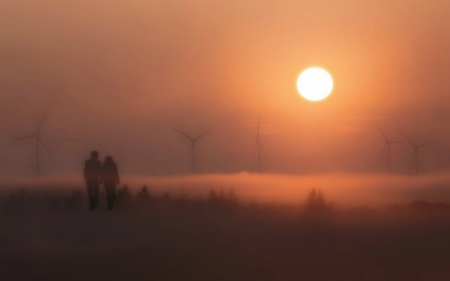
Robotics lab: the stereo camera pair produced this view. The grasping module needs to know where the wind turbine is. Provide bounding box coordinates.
[172,128,212,173]
[14,114,52,176]
[398,129,437,175]
[250,117,261,172]
[377,123,402,172]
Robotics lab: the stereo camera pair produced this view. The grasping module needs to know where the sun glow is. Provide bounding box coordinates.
[297,68,333,101]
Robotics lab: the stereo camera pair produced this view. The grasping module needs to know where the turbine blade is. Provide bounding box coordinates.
[389,141,404,144]
[37,113,46,135]
[377,144,387,166]
[418,142,438,148]
[376,122,389,142]
[172,127,193,141]
[194,130,213,141]
[398,128,415,147]
[38,138,52,156]
[246,143,258,151]
[13,135,36,141]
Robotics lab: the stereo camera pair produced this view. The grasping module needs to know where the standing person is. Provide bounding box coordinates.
[84,151,102,210]
[101,156,120,210]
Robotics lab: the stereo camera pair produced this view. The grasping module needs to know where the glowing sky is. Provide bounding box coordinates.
[0,0,450,176]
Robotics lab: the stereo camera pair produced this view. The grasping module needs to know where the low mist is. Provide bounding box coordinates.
[3,171,450,208]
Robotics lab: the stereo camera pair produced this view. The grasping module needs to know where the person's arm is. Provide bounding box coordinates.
[83,161,88,181]
[115,166,120,185]
[98,163,103,184]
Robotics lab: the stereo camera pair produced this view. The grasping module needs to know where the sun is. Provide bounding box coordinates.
[297,68,333,101]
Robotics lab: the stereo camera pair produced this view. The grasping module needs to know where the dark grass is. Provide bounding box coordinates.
[1,186,450,281]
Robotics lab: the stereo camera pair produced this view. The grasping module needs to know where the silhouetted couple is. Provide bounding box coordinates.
[84,151,120,210]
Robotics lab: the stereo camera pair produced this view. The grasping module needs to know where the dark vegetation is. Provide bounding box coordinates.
[1,185,450,281]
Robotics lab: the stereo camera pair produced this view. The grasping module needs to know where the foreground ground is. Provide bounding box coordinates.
[1,187,450,281]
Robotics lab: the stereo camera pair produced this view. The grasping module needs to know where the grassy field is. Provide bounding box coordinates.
[1,174,450,281]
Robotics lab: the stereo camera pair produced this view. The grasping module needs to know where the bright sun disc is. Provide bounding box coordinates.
[297,68,333,101]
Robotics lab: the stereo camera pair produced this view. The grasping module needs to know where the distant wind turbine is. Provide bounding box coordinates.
[172,128,212,173]
[14,114,52,176]
[250,117,261,172]
[377,123,402,172]
[398,129,437,175]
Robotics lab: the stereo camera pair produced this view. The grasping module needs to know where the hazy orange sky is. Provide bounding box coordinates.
[1,0,450,176]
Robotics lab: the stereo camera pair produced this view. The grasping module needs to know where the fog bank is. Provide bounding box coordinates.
[2,172,450,208]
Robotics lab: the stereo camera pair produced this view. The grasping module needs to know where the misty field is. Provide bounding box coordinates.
[2,173,450,281]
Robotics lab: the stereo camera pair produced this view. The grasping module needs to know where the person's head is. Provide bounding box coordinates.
[104,156,114,165]
[91,151,99,160]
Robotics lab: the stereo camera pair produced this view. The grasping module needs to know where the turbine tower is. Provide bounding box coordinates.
[14,114,52,176]
[377,123,402,172]
[173,128,212,173]
[399,129,437,175]
[250,117,261,172]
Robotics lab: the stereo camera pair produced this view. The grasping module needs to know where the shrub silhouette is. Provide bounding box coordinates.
[208,189,237,210]
[137,185,150,200]
[228,189,236,201]
[305,188,328,212]
[208,189,217,203]
[208,189,224,206]
[227,189,238,207]
[136,185,152,210]
[116,184,132,208]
